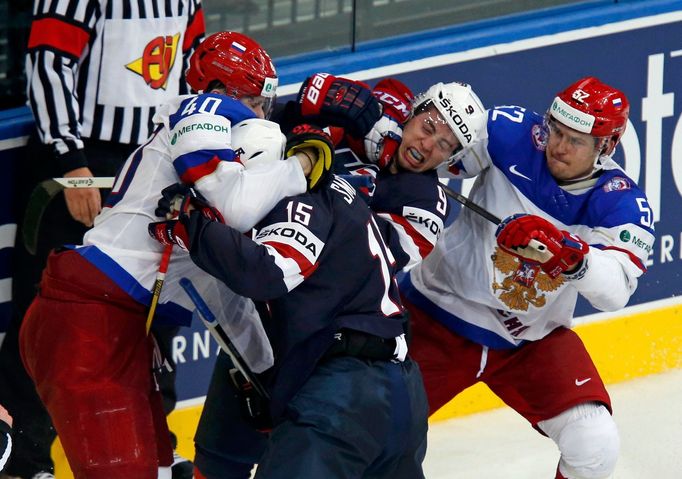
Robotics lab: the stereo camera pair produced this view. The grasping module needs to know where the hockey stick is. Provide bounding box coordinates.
[145,194,186,335]
[22,177,115,255]
[440,182,547,254]
[145,244,173,334]
[440,182,503,225]
[179,277,271,400]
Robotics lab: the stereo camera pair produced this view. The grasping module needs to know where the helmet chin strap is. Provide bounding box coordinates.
[590,136,613,172]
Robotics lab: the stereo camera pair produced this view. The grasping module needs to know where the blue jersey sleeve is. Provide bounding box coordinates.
[370,170,449,268]
[188,191,333,301]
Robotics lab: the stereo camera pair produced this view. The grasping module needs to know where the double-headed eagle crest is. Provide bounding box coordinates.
[491,247,564,311]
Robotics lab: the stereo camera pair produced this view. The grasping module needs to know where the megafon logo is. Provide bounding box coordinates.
[126,33,180,89]
[550,98,594,133]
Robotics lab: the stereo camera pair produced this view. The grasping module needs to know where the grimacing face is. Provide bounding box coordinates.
[240,95,270,119]
[545,118,610,181]
[394,107,460,173]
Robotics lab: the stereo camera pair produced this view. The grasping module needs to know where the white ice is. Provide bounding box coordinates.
[424,369,682,478]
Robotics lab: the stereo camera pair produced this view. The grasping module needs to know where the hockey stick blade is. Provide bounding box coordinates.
[441,182,546,253]
[180,277,271,400]
[52,177,115,188]
[22,177,115,255]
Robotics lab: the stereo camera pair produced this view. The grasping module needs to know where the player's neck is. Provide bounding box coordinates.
[556,169,603,191]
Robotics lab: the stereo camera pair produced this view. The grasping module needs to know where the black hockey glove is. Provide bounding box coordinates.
[148,219,190,251]
[155,183,190,218]
[297,73,382,138]
[155,183,224,223]
[286,124,334,191]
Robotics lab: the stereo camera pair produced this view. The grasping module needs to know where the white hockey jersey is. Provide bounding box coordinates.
[405,106,655,349]
[80,93,306,371]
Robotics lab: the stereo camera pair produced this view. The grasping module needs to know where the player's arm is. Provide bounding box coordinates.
[149,197,330,301]
[191,117,310,232]
[168,96,332,232]
[0,404,12,472]
[276,72,382,138]
[568,194,655,310]
[370,172,449,270]
[167,95,306,232]
[495,196,655,311]
[26,0,102,225]
[26,0,98,172]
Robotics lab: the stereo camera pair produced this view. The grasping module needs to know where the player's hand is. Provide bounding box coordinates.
[148,219,190,251]
[495,213,589,278]
[297,73,381,138]
[63,166,102,227]
[364,78,414,168]
[155,183,224,223]
[155,183,192,218]
[0,403,12,428]
[286,124,334,191]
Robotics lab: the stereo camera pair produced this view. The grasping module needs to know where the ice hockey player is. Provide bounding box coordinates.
[148,121,431,479]
[181,77,489,479]
[18,31,340,479]
[401,76,655,479]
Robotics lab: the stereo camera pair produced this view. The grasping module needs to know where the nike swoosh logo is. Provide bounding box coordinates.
[509,164,532,181]
[575,378,592,386]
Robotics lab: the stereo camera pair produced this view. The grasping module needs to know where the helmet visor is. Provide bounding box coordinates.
[414,107,461,166]
[242,95,277,119]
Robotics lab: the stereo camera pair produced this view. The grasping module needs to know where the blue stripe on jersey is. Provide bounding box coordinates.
[71,245,192,327]
[486,107,653,235]
[168,93,255,130]
[401,272,523,350]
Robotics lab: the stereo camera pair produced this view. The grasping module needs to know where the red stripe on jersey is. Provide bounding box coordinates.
[264,241,319,279]
[179,155,223,184]
[28,18,90,58]
[183,8,206,51]
[388,213,433,259]
[598,245,647,273]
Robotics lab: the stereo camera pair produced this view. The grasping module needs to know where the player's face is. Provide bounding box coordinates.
[546,118,603,180]
[396,108,459,172]
[240,95,274,119]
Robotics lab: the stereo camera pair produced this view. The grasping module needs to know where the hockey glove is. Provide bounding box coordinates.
[155,183,224,223]
[297,73,381,138]
[155,183,191,218]
[495,213,589,279]
[148,219,190,251]
[365,78,415,168]
[286,124,334,191]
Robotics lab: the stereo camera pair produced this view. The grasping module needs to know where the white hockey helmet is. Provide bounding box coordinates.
[412,82,487,164]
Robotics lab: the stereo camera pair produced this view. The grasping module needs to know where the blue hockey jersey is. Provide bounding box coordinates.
[188,175,408,417]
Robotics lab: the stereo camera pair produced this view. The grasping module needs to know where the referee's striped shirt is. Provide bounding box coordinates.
[26,0,205,173]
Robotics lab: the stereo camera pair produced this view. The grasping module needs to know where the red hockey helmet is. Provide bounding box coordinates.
[549,77,629,154]
[186,31,278,100]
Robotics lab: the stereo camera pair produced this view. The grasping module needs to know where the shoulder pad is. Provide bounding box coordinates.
[232,118,286,164]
